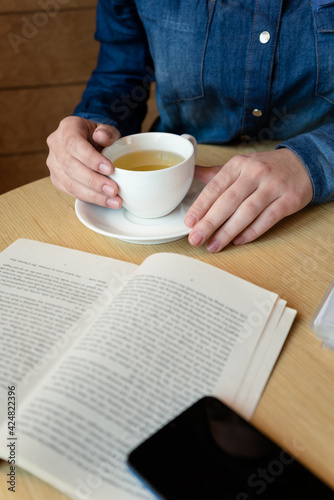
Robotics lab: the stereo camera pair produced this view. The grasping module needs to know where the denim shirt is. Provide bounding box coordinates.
[74,0,334,204]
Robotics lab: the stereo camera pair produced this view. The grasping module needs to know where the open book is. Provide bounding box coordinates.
[0,239,296,500]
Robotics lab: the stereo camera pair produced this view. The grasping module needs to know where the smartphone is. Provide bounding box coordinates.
[127,396,334,500]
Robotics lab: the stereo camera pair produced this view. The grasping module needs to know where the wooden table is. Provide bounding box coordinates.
[1,144,334,498]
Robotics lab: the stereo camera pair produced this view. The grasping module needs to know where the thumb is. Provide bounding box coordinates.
[92,124,121,147]
[194,165,222,184]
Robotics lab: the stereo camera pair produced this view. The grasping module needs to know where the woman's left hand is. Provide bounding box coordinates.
[184,148,313,252]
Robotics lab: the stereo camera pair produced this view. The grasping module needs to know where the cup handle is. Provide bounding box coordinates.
[181,134,197,156]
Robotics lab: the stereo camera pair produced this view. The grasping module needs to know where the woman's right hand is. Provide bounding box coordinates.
[46,116,122,208]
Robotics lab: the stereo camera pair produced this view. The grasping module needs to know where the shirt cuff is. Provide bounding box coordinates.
[72,111,120,130]
[276,128,334,205]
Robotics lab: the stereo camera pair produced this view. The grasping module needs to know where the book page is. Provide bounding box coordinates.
[230,299,291,416]
[239,306,297,414]
[9,252,283,500]
[0,239,137,425]
[136,253,279,410]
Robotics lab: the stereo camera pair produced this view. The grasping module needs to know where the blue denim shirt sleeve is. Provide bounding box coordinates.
[277,124,334,204]
[73,0,154,137]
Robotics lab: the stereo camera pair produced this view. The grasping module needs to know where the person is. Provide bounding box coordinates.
[46,0,334,252]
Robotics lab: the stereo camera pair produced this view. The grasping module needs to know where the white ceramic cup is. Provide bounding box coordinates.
[102,132,197,219]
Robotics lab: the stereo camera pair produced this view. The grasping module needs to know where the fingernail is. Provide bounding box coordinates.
[189,230,204,246]
[107,198,121,209]
[206,240,220,253]
[99,163,111,175]
[102,184,115,197]
[233,235,245,245]
[185,213,198,228]
[95,128,112,140]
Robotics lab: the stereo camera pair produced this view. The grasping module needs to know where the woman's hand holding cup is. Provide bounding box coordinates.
[46,116,122,208]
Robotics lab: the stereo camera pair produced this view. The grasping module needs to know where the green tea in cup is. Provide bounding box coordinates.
[113,150,185,172]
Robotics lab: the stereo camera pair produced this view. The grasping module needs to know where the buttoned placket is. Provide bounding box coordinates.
[241,0,284,137]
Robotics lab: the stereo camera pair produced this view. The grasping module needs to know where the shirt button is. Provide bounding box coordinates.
[252,109,263,117]
[259,31,270,44]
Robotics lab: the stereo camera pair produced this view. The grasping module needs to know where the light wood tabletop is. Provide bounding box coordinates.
[0,143,334,498]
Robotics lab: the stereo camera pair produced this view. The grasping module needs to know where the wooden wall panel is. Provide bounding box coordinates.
[0,153,49,194]
[0,9,99,88]
[0,85,86,155]
[0,0,97,14]
[0,0,99,193]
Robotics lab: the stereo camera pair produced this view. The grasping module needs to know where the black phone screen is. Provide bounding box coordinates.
[127,397,333,500]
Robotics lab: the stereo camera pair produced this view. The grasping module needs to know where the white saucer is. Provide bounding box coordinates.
[75,179,204,244]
